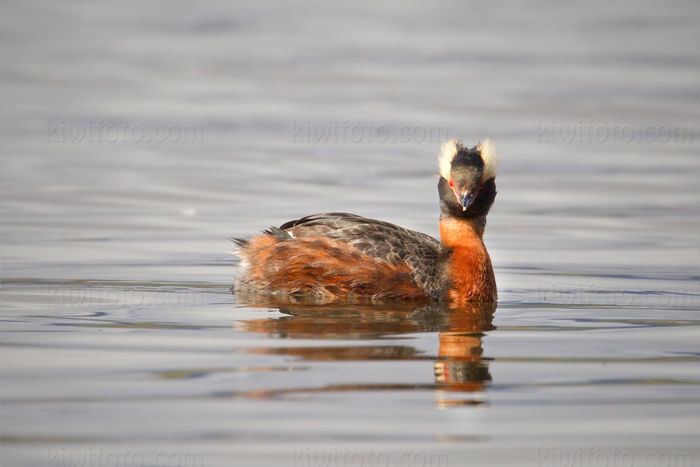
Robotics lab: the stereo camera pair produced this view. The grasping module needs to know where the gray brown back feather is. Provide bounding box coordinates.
[280,213,451,299]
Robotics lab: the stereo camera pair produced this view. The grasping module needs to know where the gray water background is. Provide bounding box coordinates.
[1,1,700,466]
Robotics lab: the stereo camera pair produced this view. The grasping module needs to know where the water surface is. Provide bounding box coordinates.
[1,1,699,466]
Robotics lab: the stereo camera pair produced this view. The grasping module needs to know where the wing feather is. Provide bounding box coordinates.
[280,213,447,296]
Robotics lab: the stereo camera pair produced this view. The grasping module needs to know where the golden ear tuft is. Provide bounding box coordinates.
[438,140,463,180]
[477,139,499,181]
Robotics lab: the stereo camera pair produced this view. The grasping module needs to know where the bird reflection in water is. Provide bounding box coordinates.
[236,297,496,407]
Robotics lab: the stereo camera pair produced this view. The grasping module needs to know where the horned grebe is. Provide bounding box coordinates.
[233,139,498,303]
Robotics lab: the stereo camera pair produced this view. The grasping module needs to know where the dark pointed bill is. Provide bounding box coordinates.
[458,191,475,211]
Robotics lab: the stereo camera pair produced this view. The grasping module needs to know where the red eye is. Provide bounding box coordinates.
[449,180,454,188]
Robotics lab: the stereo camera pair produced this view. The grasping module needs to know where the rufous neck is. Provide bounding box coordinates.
[439,216,486,248]
[438,215,497,303]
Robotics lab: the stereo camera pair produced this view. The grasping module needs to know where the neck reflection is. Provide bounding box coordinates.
[236,298,496,406]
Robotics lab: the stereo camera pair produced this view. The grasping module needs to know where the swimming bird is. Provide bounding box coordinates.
[233,139,498,304]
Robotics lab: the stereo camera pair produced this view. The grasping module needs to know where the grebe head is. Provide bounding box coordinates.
[437,139,498,218]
